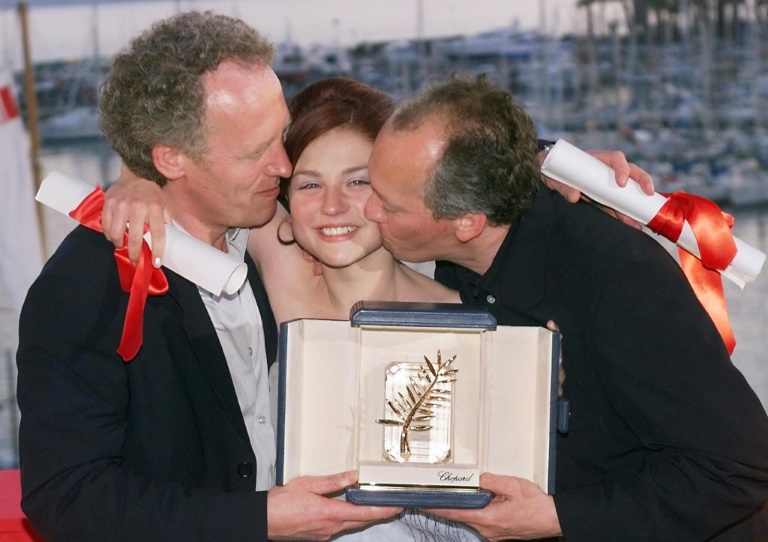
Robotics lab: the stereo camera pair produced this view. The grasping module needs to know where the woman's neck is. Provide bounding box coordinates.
[319,247,406,318]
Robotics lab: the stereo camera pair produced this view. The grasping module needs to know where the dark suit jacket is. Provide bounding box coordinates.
[17,225,278,542]
[436,188,768,541]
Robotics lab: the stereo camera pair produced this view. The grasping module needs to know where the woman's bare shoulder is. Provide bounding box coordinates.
[245,208,328,322]
[269,277,331,325]
[401,264,461,303]
[246,203,288,269]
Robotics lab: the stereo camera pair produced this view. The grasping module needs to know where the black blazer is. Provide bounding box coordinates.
[17,225,277,542]
[436,188,768,541]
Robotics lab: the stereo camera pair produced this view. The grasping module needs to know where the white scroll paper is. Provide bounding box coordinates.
[540,139,765,288]
[36,171,248,295]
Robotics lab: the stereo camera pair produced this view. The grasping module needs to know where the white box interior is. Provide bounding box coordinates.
[279,319,555,493]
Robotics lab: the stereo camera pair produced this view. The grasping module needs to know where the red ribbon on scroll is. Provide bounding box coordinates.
[646,191,737,354]
[69,186,169,361]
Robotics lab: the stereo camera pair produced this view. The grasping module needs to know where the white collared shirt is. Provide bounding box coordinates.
[197,227,276,491]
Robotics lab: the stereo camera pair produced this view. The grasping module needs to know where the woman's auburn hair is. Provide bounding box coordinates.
[281,77,394,198]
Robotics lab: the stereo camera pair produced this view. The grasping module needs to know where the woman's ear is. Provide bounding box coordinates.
[152,144,185,182]
[453,212,487,243]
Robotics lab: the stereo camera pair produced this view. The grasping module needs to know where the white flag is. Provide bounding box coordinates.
[0,70,44,315]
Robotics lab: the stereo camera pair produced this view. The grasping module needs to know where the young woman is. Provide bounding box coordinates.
[248,78,459,324]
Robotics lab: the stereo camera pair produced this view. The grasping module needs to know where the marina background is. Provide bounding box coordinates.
[1,0,592,68]
[1,0,768,468]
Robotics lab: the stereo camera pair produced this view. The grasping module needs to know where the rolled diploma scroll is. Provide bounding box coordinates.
[36,171,248,296]
[541,139,766,289]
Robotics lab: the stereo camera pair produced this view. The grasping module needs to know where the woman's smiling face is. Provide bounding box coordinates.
[287,127,383,268]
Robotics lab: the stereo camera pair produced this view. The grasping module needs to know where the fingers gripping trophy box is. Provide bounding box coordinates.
[276,301,568,508]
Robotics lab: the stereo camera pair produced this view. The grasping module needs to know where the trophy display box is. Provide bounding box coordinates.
[276,301,566,508]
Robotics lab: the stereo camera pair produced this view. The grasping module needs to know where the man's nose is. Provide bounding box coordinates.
[364,193,384,223]
[270,145,292,178]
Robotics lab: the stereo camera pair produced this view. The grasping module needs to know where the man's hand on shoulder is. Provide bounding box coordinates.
[426,473,562,541]
[302,250,324,277]
[267,470,401,540]
[102,164,168,267]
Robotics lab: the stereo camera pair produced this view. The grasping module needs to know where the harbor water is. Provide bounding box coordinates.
[1,139,767,467]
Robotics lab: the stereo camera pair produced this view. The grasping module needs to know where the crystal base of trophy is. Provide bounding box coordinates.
[377,355,456,464]
[276,301,566,508]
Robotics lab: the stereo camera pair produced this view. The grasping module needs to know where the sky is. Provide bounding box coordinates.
[0,0,598,71]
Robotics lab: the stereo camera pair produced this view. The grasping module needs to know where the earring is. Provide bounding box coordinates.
[277,218,296,245]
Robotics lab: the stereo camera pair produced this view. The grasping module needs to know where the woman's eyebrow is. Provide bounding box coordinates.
[342,165,369,176]
[290,169,319,178]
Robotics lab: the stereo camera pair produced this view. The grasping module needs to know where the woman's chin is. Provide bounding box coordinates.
[318,252,368,270]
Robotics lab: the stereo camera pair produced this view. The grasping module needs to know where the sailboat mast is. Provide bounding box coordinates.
[16,0,46,258]
[92,2,99,63]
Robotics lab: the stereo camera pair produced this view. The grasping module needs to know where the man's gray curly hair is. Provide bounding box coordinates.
[99,11,274,186]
